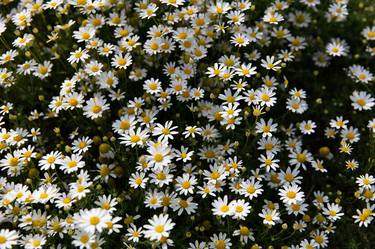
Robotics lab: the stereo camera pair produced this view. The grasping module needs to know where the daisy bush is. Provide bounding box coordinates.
[0,0,374,248]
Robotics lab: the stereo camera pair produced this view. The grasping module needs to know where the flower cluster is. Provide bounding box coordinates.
[0,0,374,248]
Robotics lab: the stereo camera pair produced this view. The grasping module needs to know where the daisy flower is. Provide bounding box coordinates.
[120,127,149,147]
[34,61,53,79]
[340,126,360,143]
[22,234,46,249]
[74,208,112,234]
[63,92,84,110]
[72,231,94,249]
[255,118,278,137]
[256,87,277,107]
[83,94,110,120]
[0,229,19,249]
[67,48,89,64]
[111,53,132,69]
[356,174,375,190]
[329,116,349,130]
[143,214,175,241]
[368,118,375,132]
[209,233,232,249]
[95,195,118,214]
[85,60,103,76]
[230,199,251,220]
[182,125,202,138]
[323,203,344,222]
[38,151,63,171]
[175,173,197,195]
[259,209,280,226]
[289,148,313,170]
[144,78,162,95]
[299,120,316,135]
[146,143,173,170]
[212,195,233,217]
[258,152,280,172]
[326,38,349,57]
[72,136,93,154]
[126,224,143,243]
[353,208,374,227]
[261,56,282,71]
[362,26,375,40]
[152,121,178,141]
[73,26,96,43]
[350,91,375,111]
[171,197,198,215]
[279,183,305,205]
[240,178,264,200]
[263,11,284,24]
[139,3,159,19]
[60,154,85,174]
[129,172,149,189]
[286,97,308,113]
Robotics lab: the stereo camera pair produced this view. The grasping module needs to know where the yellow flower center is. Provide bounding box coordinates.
[81,32,90,40]
[297,153,306,163]
[153,153,164,162]
[287,191,296,199]
[68,98,78,106]
[91,105,102,114]
[329,210,337,217]
[130,135,140,143]
[235,206,243,213]
[156,172,166,180]
[356,98,366,107]
[90,216,100,225]
[264,214,273,221]
[220,205,229,213]
[239,226,249,235]
[181,181,191,189]
[285,174,294,182]
[211,171,220,180]
[155,225,164,233]
[32,240,41,247]
[100,166,110,176]
[247,186,256,194]
[80,234,90,243]
[101,202,110,210]
[179,200,188,208]
[117,58,127,66]
[0,236,6,244]
[9,157,19,166]
[216,240,225,249]
[63,197,71,204]
[67,160,77,168]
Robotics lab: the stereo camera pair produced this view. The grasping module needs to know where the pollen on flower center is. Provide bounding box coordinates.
[235,206,243,213]
[287,191,296,198]
[297,153,306,163]
[181,181,190,189]
[91,105,102,113]
[154,153,164,162]
[89,216,100,225]
[130,135,140,143]
[0,235,7,244]
[247,186,256,194]
[264,214,273,221]
[155,225,164,233]
[356,99,366,106]
[220,205,229,213]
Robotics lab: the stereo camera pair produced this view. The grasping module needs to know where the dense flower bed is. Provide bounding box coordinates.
[0,0,374,248]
